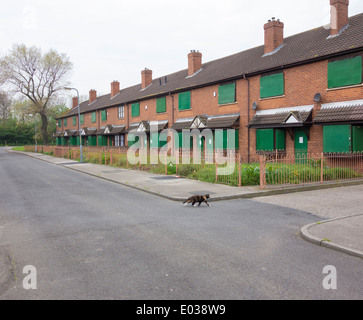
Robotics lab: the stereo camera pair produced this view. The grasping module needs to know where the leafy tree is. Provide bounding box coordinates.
[0,44,73,144]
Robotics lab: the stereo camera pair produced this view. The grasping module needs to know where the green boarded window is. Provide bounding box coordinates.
[178,91,191,110]
[260,73,284,99]
[275,129,286,150]
[88,136,97,146]
[58,120,61,127]
[323,125,351,153]
[218,83,236,105]
[156,97,166,113]
[91,112,96,123]
[101,110,107,121]
[256,129,285,151]
[256,129,274,151]
[73,116,76,126]
[56,137,61,145]
[131,103,140,117]
[328,56,362,89]
[97,135,108,146]
[64,118,68,126]
[80,114,84,125]
[215,130,239,150]
[127,133,139,147]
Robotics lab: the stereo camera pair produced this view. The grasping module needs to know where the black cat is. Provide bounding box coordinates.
[183,194,210,207]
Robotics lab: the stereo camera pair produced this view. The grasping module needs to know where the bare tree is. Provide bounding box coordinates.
[1,44,73,144]
[0,91,12,121]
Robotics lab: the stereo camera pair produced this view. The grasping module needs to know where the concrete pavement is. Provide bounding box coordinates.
[6,148,363,259]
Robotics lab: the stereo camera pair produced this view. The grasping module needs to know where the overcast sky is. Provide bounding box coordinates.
[1,0,362,104]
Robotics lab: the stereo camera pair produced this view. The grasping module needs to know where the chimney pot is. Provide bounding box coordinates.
[188,51,202,77]
[111,81,120,98]
[72,96,78,109]
[264,18,284,54]
[141,69,152,89]
[330,0,349,36]
[89,89,97,104]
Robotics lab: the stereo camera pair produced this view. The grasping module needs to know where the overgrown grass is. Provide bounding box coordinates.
[12,146,25,151]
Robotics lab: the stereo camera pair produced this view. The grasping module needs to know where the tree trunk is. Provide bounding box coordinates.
[40,112,48,145]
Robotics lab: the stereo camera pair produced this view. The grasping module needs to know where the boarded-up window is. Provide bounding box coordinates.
[131,103,140,117]
[215,129,239,150]
[64,118,67,126]
[323,125,351,153]
[328,56,362,88]
[97,135,108,146]
[256,128,285,151]
[91,112,96,123]
[178,91,191,110]
[101,110,107,121]
[73,116,77,126]
[156,97,166,113]
[218,83,236,105]
[80,114,84,125]
[260,73,284,99]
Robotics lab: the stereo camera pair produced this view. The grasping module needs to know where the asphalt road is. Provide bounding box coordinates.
[0,148,362,300]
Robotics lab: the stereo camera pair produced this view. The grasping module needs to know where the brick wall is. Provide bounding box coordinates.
[60,54,363,155]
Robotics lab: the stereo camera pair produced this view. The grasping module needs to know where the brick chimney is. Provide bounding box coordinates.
[141,68,152,89]
[111,80,120,98]
[330,0,349,36]
[89,89,97,104]
[72,96,78,109]
[264,18,284,55]
[188,50,202,77]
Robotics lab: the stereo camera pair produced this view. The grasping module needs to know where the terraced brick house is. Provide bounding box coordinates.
[55,0,363,159]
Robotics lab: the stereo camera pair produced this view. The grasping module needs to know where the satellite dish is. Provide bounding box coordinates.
[252,102,258,110]
[314,93,322,103]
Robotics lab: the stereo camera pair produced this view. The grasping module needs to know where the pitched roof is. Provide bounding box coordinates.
[59,13,363,119]
[314,99,363,124]
[249,106,314,128]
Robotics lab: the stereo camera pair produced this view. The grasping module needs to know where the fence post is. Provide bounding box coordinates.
[215,152,218,183]
[320,152,324,184]
[238,152,242,187]
[259,155,266,190]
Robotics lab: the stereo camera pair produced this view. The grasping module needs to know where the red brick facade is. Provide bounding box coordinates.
[56,0,363,156]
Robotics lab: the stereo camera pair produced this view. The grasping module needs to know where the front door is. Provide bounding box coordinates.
[294,128,308,163]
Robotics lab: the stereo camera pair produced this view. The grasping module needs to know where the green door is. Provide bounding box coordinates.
[295,128,308,163]
[353,126,363,152]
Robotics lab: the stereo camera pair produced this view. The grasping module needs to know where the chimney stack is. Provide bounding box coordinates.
[72,96,78,109]
[111,80,120,98]
[264,18,284,55]
[188,50,202,77]
[141,68,152,89]
[89,89,97,104]
[330,0,349,36]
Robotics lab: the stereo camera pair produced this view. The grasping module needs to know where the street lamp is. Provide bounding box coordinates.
[64,87,83,163]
